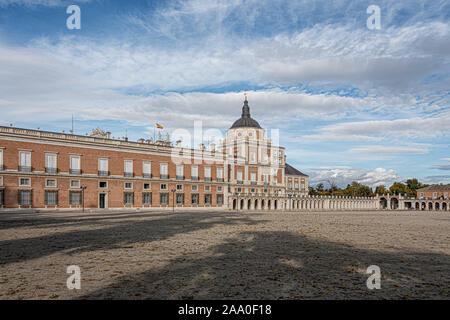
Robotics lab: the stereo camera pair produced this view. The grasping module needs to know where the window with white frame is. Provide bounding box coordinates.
[420,192,424,199]
[19,190,32,206]
[143,183,151,190]
[69,191,81,205]
[143,161,151,177]
[19,151,31,170]
[251,172,256,182]
[192,185,198,191]
[433,192,437,199]
[124,160,133,176]
[217,167,223,180]
[176,164,184,178]
[98,158,108,173]
[217,186,222,192]
[70,155,81,172]
[19,177,31,186]
[160,163,168,177]
[45,153,57,172]
[99,181,107,188]
[204,185,210,191]
[176,184,183,190]
[191,165,198,178]
[46,179,56,187]
[160,183,167,190]
[124,182,133,189]
[237,170,243,181]
[70,180,80,188]
[445,192,448,199]
[204,167,211,180]
[45,191,58,206]
[0,149,3,169]
[250,151,256,163]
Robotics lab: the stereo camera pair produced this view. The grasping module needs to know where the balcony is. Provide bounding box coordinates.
[143,173,152,178]
[191,176,198,181]
[237,180,243,185]
[176,175,185,180]
[19,166,31,172]
[264,182,269,186]
[217,178,224,182]
[204,177,211,182]
[160,174,169,179]
[251,181,257,185]
[45,167,58,174]
[98,170,109,177]
[70,169,81,175]
[124,172,134,177]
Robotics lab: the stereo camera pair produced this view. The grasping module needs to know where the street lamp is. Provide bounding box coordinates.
[171,188,176,213]
[80,184,87,213]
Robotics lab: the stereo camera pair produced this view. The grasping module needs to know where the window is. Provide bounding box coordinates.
[160,184,167,190]
[69,191,81,205]
[295,183,299,190]
[70,180,80,188]
[45,191,58,206]
[124,192,134,205]
[176,184,183,191]
[445,192,448,199]
[0,189,4,206]
[19,190,32,206]
[191,166,198,179]
[237,188,242,193]
[433,192,437,199]
[204,185,210,191]
[45,153,57,173]
[204,167,211,180]
[70,155,81,174]
[99,181,107,188]
[237,170,243,182]
[176,193,184,205]
[160,163,168,179]
[143,192,152,205]
[251,172,256,182]
[204,194,212,205]
[0,149,3,169]
[143,183,151,190]
[124,182,133,189]
[19,177,31,186]
[217,186,222,192]
[217,194,223,205]
[176,165,184,179]
[45,179,56,187]
[143,161,151,178]
[250,152,256,162]
[98,158,108,175]
[191,193,199,205]
[217,167,223,181]
[192,185,198,191]
[420,192,424,199]
[0,176,3,186]
[124,160,133,177]
[19,151,31,171]
[160,193,168,205]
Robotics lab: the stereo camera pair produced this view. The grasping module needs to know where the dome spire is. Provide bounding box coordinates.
[242,91,250,118]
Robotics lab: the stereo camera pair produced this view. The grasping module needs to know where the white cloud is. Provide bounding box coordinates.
[308,167,401,188]
[0,0,89,7]
[350,145,429,154]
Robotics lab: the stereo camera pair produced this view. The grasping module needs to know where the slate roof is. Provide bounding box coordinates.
[417,184,450,192]
[230,98,262,129]
[285,163,308,177]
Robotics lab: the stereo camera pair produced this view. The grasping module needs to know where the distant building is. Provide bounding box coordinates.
[417,185,450,200]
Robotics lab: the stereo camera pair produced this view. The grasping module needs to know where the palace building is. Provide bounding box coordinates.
[0,96,310,211]
[2,96,443,212]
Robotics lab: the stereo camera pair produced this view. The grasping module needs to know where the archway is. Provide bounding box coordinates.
[248,199,252,210]
[261,200,265,210]
[380,198,387,209]
[240,199,244,210]
[415,202,420,210]
[390,198,399,210]
[435,202,440,211]
[255,199,259,210]
[421,202,426,210]
[443,202,447,211]
[268,200,271,210]
[428,202,433,210]
[232,199,237,210]
[274,200,278,210]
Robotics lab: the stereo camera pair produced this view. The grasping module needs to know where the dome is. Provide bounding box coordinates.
[230,97,262,129]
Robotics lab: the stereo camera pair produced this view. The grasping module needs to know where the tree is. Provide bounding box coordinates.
[316,183,324,192]
[406,178,423,196]
[389,182,411,195]
[375,185,388,195]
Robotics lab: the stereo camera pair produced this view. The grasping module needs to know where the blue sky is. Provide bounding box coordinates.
[0,0,449,187]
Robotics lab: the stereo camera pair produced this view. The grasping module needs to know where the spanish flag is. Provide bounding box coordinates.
[156,123,163,129]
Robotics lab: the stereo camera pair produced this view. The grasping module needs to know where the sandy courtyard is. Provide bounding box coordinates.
[0,209,449,300]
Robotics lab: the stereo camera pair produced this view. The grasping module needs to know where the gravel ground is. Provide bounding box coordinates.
[0,210,449,300]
